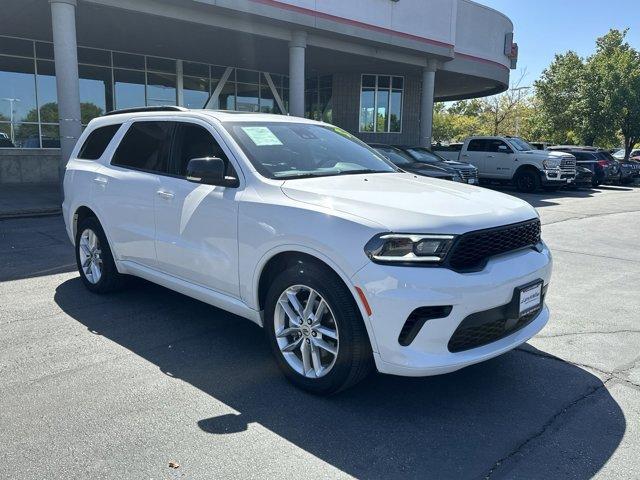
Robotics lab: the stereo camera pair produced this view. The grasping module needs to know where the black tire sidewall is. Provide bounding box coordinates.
[75,217,120,293]
[264,262,370,394]
[516,169,540,193]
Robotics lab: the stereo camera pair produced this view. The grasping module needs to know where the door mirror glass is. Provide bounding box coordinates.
[186,157,238,187]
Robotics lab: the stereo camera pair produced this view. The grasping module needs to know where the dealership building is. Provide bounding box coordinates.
[0,0,517,184]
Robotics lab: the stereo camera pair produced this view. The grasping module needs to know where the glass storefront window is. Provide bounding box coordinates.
[113,52,144,70]
[146,72,176,106]
[218,83,236,110]
[0,35,290,148]
[114,69,145,109]
[236,83,260,112]
[0,56,37,123]
[79,65,112,123]
[77,47,111,67]
[41,124,60,148]
[147,56,175,74]
[359,74,403,133]
[183,76,209,109]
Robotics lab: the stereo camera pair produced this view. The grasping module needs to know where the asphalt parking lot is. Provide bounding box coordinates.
[1,184,639,479]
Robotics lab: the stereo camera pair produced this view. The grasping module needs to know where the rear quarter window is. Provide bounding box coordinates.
[77,124,122,160]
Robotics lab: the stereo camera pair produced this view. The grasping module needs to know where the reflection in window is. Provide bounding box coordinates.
[79,65,111,123]
[146,72,176,106]
[305,75,333,123]
[0,56,37,123]
[114,69,145,109]
[236,83,260,112]
[36,60,58,123]
[183,75,209,109]
[41,124,60,148]
[359,74,403,133]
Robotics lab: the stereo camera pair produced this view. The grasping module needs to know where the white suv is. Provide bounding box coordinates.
[63,107,552,394]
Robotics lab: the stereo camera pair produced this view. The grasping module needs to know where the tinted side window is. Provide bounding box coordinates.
[112,121,172,173]
[78,124,121,160]
[467,139,487,152]
[171,123,232,177]
[487,140,511,153]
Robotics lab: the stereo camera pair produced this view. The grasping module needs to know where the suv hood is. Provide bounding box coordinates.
[281,172,537,233]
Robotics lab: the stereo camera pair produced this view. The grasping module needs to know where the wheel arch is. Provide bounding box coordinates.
[254,247,379,353]
[514,163,541,177]
[72,205,99,240]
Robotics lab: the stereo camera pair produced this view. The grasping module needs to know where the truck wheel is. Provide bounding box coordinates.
[515,169,541,193]
[264,261,373,395]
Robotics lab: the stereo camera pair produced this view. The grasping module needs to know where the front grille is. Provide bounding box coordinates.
[446,219,541,272]
[448,285,547,353]
[560,157,577,174]
[459,169,478,183]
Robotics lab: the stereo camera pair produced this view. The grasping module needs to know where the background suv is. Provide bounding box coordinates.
[548,146,620,186]
[394,145,479,185]
[63,107,552,394]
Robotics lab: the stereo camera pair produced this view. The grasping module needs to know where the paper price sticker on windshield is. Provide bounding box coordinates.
[242,126,283,146]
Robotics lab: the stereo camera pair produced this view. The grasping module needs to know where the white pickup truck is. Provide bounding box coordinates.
[434,136,577,192]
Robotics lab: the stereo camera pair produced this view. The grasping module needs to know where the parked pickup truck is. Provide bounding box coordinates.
[435,136,577,192]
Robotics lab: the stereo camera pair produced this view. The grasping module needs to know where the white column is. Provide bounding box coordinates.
[289,31,307,118]
[176,59,184,107]
[420,59,438,147]
[50,0,82,188]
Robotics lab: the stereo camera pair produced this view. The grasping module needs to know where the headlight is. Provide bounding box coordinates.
[364,233,455,263]
[543,158,561,169]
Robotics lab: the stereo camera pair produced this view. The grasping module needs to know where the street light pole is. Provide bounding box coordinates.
[1,97,21,143]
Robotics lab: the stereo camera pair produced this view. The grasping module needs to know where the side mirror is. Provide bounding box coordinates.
[186,157,239,187]
[498,145,509,152]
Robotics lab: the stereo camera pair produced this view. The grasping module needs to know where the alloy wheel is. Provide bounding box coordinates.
[273,285,339,378]
[78,228,103,284]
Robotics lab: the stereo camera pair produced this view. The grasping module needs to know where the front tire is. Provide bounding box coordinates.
[264,261,373,395]
[75,216,125,293]
[515,169,541,193]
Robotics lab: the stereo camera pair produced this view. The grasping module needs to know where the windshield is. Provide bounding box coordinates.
[406,148,446,163]
[223,122,397,179]
[508,137,535,152]
[372,147,415,166]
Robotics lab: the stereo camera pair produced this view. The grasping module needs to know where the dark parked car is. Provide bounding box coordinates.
[369,144,455,181]
[393,145,479,185]
[548,146,619,186]
[572,165,594,189]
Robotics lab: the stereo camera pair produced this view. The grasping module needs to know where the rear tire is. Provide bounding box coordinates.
[75,216,125,293]
[264,261,373,395]
[514,169,541,193]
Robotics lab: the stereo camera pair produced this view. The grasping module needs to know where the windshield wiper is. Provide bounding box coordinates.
[277,172,342,180]
[337,169,391,175]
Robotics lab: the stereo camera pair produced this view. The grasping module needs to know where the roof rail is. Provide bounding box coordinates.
[103,106,188,116]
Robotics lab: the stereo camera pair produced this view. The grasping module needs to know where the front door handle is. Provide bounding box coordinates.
[156,190,175,200]
[487,155,495,158]
[93,176,108,185]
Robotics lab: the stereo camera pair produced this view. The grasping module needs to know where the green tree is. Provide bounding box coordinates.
[534,51,586,143]
[587,29,640,157]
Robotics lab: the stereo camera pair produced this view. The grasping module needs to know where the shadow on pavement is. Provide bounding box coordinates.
[0,216,76,282]
[54,277,626,479]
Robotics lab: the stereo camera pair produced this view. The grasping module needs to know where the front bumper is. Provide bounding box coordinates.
[541,169,575,185]
[352,245,552,377]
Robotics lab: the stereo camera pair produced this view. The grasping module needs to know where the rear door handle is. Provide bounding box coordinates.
[156,189,175,200]
[487,155,495,158]
[93,176,108,185]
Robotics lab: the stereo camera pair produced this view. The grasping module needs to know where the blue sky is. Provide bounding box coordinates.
[478,0,640,86]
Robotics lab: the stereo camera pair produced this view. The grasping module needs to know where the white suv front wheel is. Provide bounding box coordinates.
[264,261,373,395]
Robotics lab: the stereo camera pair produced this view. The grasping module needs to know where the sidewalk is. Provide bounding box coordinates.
[0,183,61,219]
